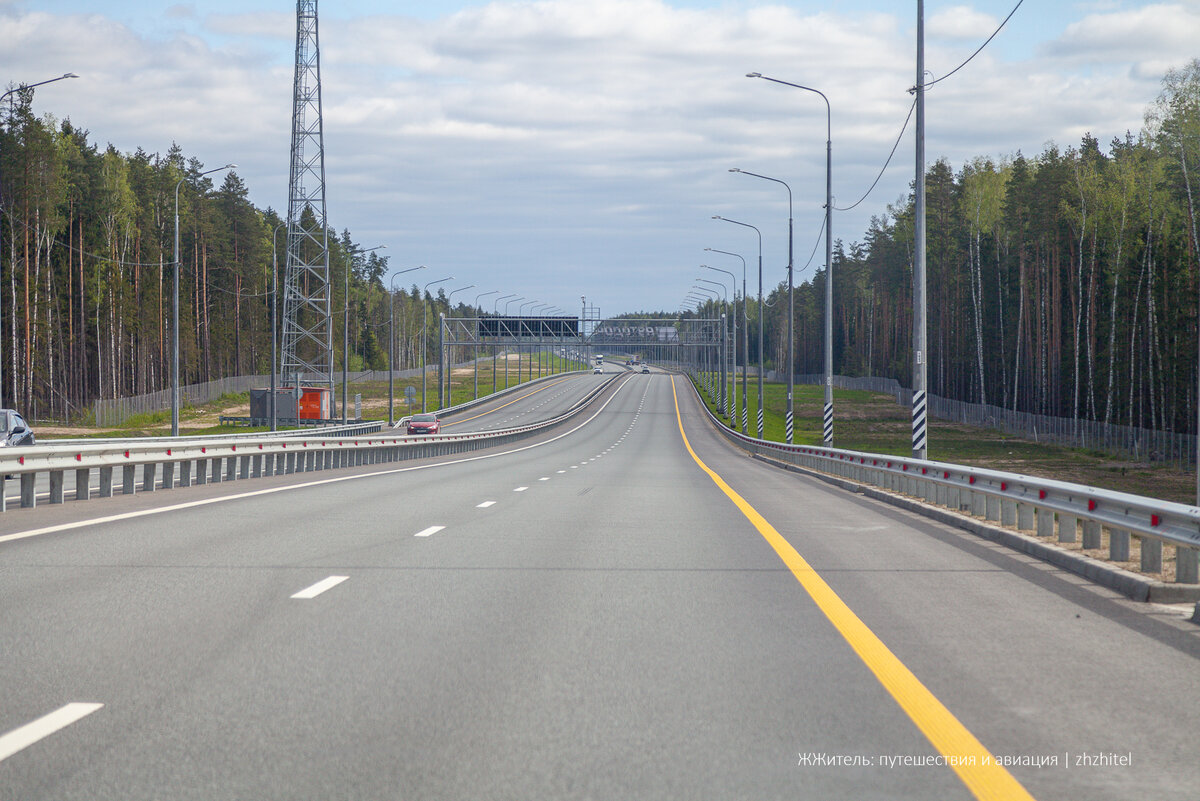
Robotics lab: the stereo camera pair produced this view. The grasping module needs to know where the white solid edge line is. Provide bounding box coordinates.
[414,525,446,538]
[0,702,104,763]
[291,575,349,599]
[0,375,636,547]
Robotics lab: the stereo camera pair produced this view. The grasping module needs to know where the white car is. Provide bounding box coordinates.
[593,366,603,374]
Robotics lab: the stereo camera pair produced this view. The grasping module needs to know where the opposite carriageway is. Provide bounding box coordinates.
[0,370,617,512]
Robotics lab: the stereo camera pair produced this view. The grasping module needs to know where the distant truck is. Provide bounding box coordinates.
[595,354,604,364]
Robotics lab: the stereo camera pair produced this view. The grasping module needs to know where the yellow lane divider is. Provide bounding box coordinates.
[670,376,1035,801]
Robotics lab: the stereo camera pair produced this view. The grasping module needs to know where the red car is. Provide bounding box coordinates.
[406,413,441,434]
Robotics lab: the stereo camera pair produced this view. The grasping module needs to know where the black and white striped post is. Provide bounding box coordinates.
[822,395,833,444]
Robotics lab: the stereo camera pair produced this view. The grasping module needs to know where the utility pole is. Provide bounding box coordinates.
[912,0,929,459]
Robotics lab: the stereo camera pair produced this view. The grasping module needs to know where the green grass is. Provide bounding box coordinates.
[693,376,1196,505]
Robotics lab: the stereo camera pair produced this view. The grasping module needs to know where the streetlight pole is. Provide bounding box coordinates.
[494,293,517,394]
[531,304,551,377]
[270,222,288,431]
[503,296,524,389]
[697,277,729,418]
[1,72,78,105]
[173,163,235,437]
[731,168,794,443]
[519,300,537,384]
[705,249,748,434]
[713,215,764,439]
[443,285,475,406]
[388,265,426,426]
[693,285,723,412]
[421,276,453,412]
[747,72,834,445]
[702,263,738,430]
[343,245,386,423]
[474,290,500,399]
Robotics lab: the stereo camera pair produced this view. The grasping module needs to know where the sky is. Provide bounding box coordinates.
[3,0,1199,318]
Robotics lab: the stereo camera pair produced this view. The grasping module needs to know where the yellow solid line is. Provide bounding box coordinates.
[669,377,1035,801]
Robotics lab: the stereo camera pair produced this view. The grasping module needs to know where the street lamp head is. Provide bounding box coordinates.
[746,72,762,78]
[729,168,741,173]
[63,73,80,79]
[224,163,237,169]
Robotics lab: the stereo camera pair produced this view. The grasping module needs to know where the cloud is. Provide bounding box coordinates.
[928,5,1000,40]
[1044,2,1200,65]
[1,1,1196,313]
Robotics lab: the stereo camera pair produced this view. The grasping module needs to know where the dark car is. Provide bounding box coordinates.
[0,409,34,448]
[406,413,440,435]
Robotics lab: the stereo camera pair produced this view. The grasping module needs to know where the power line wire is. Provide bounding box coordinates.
[917,0,1025,91]
[835,99,915,212]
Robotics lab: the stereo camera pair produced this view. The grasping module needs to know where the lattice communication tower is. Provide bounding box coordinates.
[281,0,332,388]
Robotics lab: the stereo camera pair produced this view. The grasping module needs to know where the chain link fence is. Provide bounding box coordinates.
[796,374,1196,469]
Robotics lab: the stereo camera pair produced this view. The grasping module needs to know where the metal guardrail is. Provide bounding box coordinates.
[0,374,619,513]
[47,421,384,447]
[687,380,1200,587]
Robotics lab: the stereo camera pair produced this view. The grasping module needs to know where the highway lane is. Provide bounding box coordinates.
[438,369,613,433]
[0,373,1196,799]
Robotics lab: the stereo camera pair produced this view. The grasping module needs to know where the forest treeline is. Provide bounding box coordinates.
[687,61,1200,435]
[0,90,479,422]
[4,62,1200,431]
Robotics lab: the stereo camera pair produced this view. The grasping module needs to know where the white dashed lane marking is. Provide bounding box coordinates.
[0,703,104,763]
[291,575,349,598]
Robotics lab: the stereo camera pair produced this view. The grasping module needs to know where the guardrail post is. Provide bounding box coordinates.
[1001,499,1016,526]
[122,464,135,494]
[163,462,175,490]
[1017,503,1034,531]
[1109,528,1130,561]
[21,473,35,507]
[1081,520,1101,549]
[99,466,113,498]
[210,458,222,483]
[75,468,89,501]
[1036,508,1054,537]
[985,494,1000,522]
[50,470,64,504]
[1140,537,1162,573]
[1177,547,1198,584]
[225,457,237,481]
[252,454,263,478]
[196,459,208,485]
[1058,514,1078,544]
[239,455,251,480]
[142,463,157,492]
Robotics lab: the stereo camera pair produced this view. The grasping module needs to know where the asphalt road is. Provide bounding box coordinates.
[0,372,1197,799]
